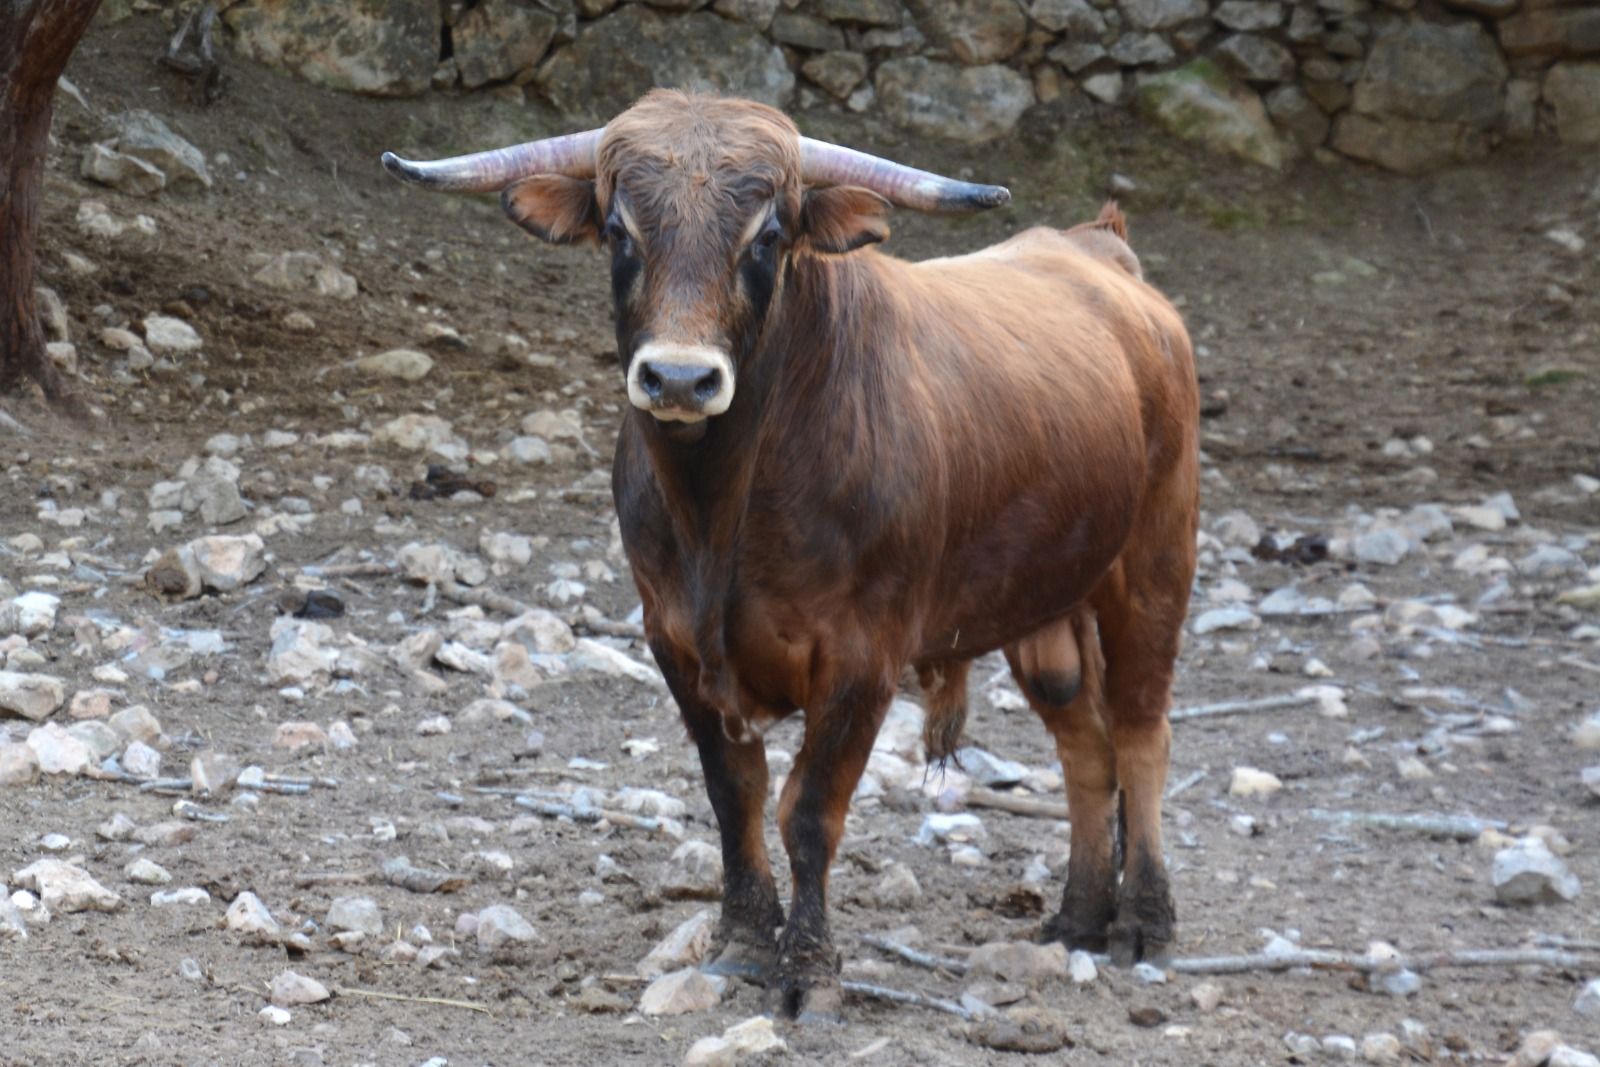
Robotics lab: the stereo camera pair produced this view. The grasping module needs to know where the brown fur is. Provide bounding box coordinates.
[515,91,1199,1012]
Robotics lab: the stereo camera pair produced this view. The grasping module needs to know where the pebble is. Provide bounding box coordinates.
[871,862,922,909]
[151,886,210,907]
[356,348,433,381]
[1579,978,1600,1017]
[0,742,39,786]
[1353,528,1410,566]
[1581,766,1600,799]
[966,941,1067,985]
[97,813,136,841]
[12,859,123,912]
[1549,1048,1600,1067]
[1192,606,1260,634]
[326,896,383,937]
[638,909,716,978]
[1132,961,1168,984]
[1576,711,1600,750]
[1361,1032,1402,1063]
[953,746,1028,787]
[0,592,60,637]
[226,891,281,936]
[659,840,723,900]
[639,967,725,1016]
[1323,1035,1358,1058]
[190,750,239,794]
[1068,950,1098,984]
[259,1006,292,1026]
[914,812,986,846]
[0,670,68,721]
[1190,980,1223,1011]
[476,903,537,950]
[269,970,330,1007]
[122,740,163,778]
[126,858,172,885]
[684,1016,786,1066]
[1492,839,1581,904]
[1229,766,1283,798]
[142,314,202,354]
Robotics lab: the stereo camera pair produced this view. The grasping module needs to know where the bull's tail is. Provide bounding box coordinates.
[917,660,970,766]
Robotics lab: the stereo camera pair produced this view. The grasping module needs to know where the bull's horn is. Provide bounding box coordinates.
[381,127,604,193]
[799,137,1010,214]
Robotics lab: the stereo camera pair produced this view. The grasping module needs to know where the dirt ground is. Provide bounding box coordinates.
[2,13,1598,1067]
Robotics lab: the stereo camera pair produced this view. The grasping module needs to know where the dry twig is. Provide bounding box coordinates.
[335,986,490,1014]
[964,788,1067,821]
[842,980,974,1020]
[861,934,970,975]
[1170,691,1320,723]
[1305,808,1507,841]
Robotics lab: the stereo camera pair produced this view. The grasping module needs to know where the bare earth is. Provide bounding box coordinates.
[1,16,1598,1067]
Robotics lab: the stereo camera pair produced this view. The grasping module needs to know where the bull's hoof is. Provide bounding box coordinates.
[1107,913,1174,966]
[702,938,777,984]
[1038,910,1108,955]
[778,975,844,1025]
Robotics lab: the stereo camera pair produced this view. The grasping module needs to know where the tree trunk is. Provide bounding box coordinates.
[0,0,104,400]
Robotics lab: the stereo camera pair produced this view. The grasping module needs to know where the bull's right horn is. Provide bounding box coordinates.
[381,127,604,194]
[798,137,1010,214]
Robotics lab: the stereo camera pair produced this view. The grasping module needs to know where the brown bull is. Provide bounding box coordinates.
[385,91,1199,1020]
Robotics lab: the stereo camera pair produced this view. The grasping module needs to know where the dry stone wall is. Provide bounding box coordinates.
[217,0,1600,172]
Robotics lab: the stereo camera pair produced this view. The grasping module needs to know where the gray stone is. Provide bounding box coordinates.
[1576,977,1600,1017]
[1504,77,1540,140]
[1030,0,1107,33]
[953,746,1028,787]
[1582,765,1600,799]
[1353,527,1409,566]
[914,0,1028,63]
[1517,544,1584,577]
[638,909,716,978]
[224,0,438,97]
[1266,85,1330,147]
[1331,113,1490,174]
[1,672,67,721]
[1049,40,1108,71]
[1,592,59,638]
[1138,63,1287,171]
[1120,0,1208,30]
[1109,31,1177,65]
[0,743,39,787]
[639,967,725,1015]
[967,941,1068,984]
[269,970,330,1006]
[772,12,847,50]
[126,857,172,884]
[1214,0,1283,30]
[874,58,1035,142]
[659,839,723,900]
[817,0,902,25]
[357,348,433,381]
[476,903,537,950]
[452,0,558,88]
[81,144,166,196]
[326,896,384,937]
[143,314,201,355]
[1499,7,1600,59]
[802,50,870,98]
[538,8,794,118]
[1545,63,1600,145]
[872,862,923,908]
[1492,840,1581,905]
[267,618,338,688]
[1213,34,1295,82]
[67,721,121,762]
[1084,71,1125,103]
[1352,22,1507,128]
[711,0,781,29]
[111,110,211,189]
[1440,0,1515,13]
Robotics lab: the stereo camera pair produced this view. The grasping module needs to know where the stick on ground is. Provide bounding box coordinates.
[1305,808,1507,841]
[861,934,971,975]
[964,788,1068,821]
[335,986,490,1014]
[1170,690,1321,723]
[842,980,975,1020]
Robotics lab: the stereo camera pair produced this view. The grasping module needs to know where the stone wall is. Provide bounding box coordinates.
[218,0,1600,172]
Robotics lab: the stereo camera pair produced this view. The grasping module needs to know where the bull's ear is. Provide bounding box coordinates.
[502,175,601,245]
[800,185,891,254]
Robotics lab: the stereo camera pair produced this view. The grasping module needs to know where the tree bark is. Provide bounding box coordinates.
[1,0,104,400]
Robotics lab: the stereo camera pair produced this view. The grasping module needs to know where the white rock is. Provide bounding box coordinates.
[872,862,922,909]
[269,970,330,1006]
[639,909,716,978]
[1193,606,1260,634]
[1353,528,1409,566]
[659,839,722,899]
[476,903,537,950]
[1069,949,1098,984]
[1517,545,1584,578]
[1493,839,1581,904]
[327,896,383,936]
[639,967,725,1016]
[1576,711,1600,750]
[0,671,67,721]
[0,592,60,637]
[12,859,122,912]
[1451,504,1506,531]
[686,1016,786,1065]
[126,858,172,885]
[110,705,163,745]
[508,435,553,465]
[375,414,455,452]
[0,743,40,786]
[1549,1049,1600,1067]
[953,746,1028,787]
[1229,766,1283,798]
[914,812,986,846]
[189,534,266,590]
[571,638,662,686]
[1574,977,1600,1017]
[357,348,433,381]
[266,617,337,687]
[480,530,533,567]
[1211,511,1260,548]
[259,1006,292,1026]
[1361,1033,1402,1063]
[226,891,281,936]
[151,886,211,907]
[1583,766,1600,799]
[25,723,93,776]
[142,314,201,354]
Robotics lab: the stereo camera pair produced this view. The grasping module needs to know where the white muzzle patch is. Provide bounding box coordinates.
[626,342,736,422]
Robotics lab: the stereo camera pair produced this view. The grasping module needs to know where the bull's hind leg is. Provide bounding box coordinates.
[652,641,784,981]
[1009,612,1119,952]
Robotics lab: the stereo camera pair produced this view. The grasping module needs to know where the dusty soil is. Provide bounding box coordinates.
[2,13,1598,1067]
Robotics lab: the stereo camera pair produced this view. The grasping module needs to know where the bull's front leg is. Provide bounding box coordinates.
[654,642,784,981]
[774,678,892,1022]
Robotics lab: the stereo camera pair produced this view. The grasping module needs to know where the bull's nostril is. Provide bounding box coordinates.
[640,365,664,399]
[694,369,722,403]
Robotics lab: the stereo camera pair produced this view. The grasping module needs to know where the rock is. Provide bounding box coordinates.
[142,314,202,355]
[770,13,846,51]
[1122,0,1208,29]
[356,348,433,382]
[1583,765,1600,799]
[1030,0,1105,34]
[375,414,456,452]
[67,688,113,720]
[1191,980,1224,1011]
[1493,839,1581,905]
[0,670,67,720]
[111,110,211,188]
[816,0,901,26]
[1211,511,1260,547]
[1499,7,1600,58]
[572,638,662,686]
[25,723,92,775]
[1138,60,1285,169]
[81,143,166,196]
[269,970,331,1006]
[509,436,553,465]
[1214,0,1282,30]
[660,840,723,900]
[327,896,383,937]
[225,891,280,936]
[1229,766,1282,798]
[1544,64,1600,146]
[916,0,1027,64]
[151,886,211,907]
[476,903,537,950]
[875,58,1034,143]
[1109,32,1175,65]
[1,592,59,637]
[267,618,338,688]
[872,862,923,909]
[639,967,725,1015]
[109,705,162,745]
[1331,113,1489,175]
[1353,22,1505,127]
[538,7,793,119]
[1575,977,1600,1017]
[1362,1033,1402,1063]
[1265,85,1329,148]
[12,859,122,912]
[1193,606,1260,634]
[0,743,39,786]
[121,740,162,779]
[1213,34,1295,83]
[914,812,986,845]
[452,0,558,88]
[685,1017,786,1065]
[126,858,171,884]
[639,909,716,978]
[1517,545,1583,578]
[802,50,869,98]
[1068,949,1098,983]
[1353,528,1410,566]
[968,941,1067,985]
[224,0,437,96]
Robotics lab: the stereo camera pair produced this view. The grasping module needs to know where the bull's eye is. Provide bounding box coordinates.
[748,222,782,266]
[604,219,635,259]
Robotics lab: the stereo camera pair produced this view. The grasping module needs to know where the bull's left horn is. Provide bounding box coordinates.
[381,127,604,193]
[798,137,1009,214]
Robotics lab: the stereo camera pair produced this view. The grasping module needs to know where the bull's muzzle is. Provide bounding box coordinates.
[627,343,735,422]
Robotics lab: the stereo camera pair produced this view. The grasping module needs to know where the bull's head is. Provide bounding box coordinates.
[382,91,1008,429]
